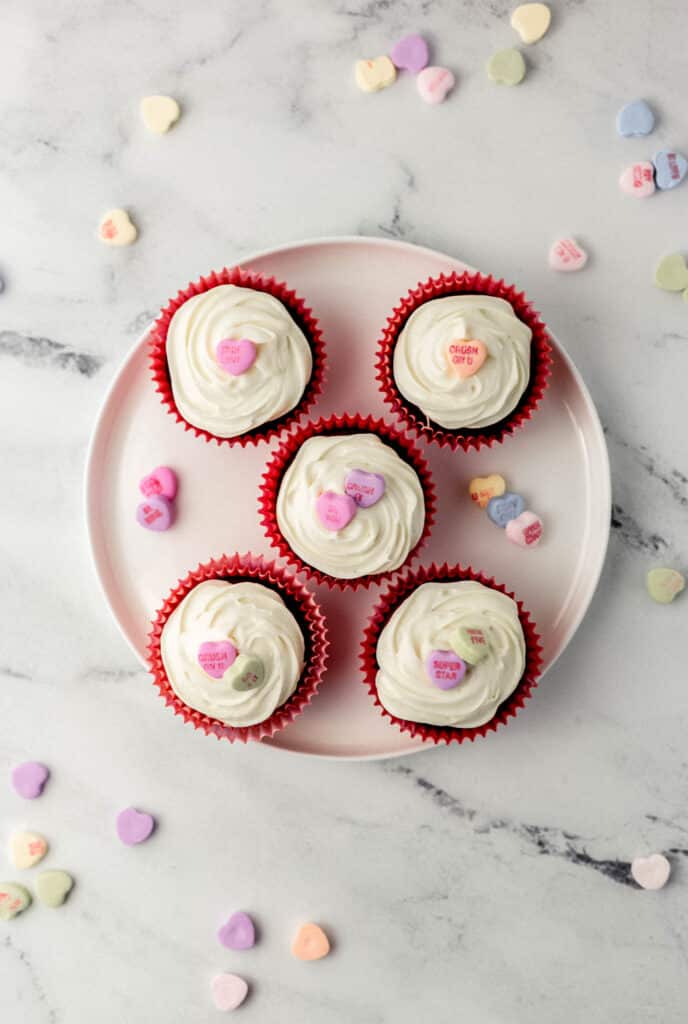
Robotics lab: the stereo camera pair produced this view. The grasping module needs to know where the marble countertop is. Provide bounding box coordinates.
[2,1,687,1021]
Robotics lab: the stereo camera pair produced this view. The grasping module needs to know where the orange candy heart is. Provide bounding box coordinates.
[291,922,331,961]
[445,338,487,379]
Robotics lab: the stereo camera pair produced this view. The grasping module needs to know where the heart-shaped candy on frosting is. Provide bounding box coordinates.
[227,654,265,692]
[218,911,256,950]
[36,870,74,908]
[425,649,467,690]
[549,238,588,272]
[505,510,543,548]
[631,853,671,890]
[344,469,386,508]
[469,474,506,509]
[445,339,487,379]
[211,973,249,1011]
[355,56,396,93]
[10,831,48,870]
[487,492,526,528]
[390,34,429,73]
[216,338,257,376]
[451,626,489,665]
[99,208,138,246]
[139,466,177,500]
[292,922,331,961]
[197,640,238,679]
[316,491,357,531]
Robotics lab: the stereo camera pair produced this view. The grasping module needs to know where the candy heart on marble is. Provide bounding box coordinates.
[0,882,31,921]
[487,48,526,86]
[616,99,655,138]
[99,208,138,246]
[36,870,74,908]
[417,66,455,105]
[216,338,257,376]
[653,150,688,191]
[140,95,180,134]
[139,465,177,500]
[469,474,506,509]
[631,853,671,890]
[646,567,685,604]
[445,338,487,379]
[654,252,688,292]
[619,162,656,198]
[218,911,256,950]
[487,492,526,528]
[316,490,357,531]
[198,640,238,679]
[355,56,397,93]
[136,494,173,531]
[116,807,155,846]
[548,237,588,272]
[425,649,467,690]
[344,468,386,508]
[292,922,331,961]
[451,626,490,665]
[227,654,266,692]
[211,973,249,1011]
[505,510,543,548]
[10,830,48,869]
[390,33,429,73]
[511,3,551,44]
[11,761,49,799]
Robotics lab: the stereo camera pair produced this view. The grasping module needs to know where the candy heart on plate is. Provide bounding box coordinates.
[139,466,177,500]
[505,510,544,548]
[99,208,138,246]
[136,494,173,531]
[355,56,396,93]
[487,492,525,528]
[469,474,506,509]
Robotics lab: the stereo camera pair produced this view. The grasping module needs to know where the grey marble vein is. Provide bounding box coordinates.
[0,330,103,377]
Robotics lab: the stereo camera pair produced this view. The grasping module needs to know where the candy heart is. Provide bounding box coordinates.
[487,48,526,86]
[36,870,74,908]
[116,807,155,846]
[292,922,331,961]
[216,338,257,376]
[616,99,655,138]
[136,494,173,531]
[631,854,671,890]
[469,474,506,509]
[197,640,238,679]
[344,468,386,508]
[0,882,31,921]
[211,973,249,1011]
[451,626,490,665]
[487,492,526,528]
[425,649,467,690]
[619,162,656,198]
[548,237,588,272]
[506,510,543,548]
[140,95,180,134]
[511,3,551,44]
[218,911,256,950]
[355,56,396,93]
[390,34,429,73]
[654,253,688,292]
[98,208,138,246]
[445,338,487,379]
[316,490,357,531]
[653,150,688,191]
[11,761,49,799]
[226,654,265,692]
[646,567,685,604]
[10,830,48,869]
[139,465,177,500]
[417,66,455,105]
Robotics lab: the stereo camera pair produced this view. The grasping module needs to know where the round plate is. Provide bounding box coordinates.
[85,236,610,759]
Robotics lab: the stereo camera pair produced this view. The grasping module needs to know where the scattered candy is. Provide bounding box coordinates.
[198,640,238,679]
[425,649,467,690]
[417,66,455,105]
[616,99,655,138]
[631,854,671,890]
[98,208,138,246]
[548,237,588,272]
[36,870,74,908]
[355,56,397,93]
[316,491,357,531]
[11,761,49,799]
[487,492,526,528]
[218,911,256,950]
[140,95,180,134]
[469,474,506,509]
[227,654,265,692]
[0,882,31,921]
[646,567,685,604]
[211,973,249,1012]
[487,48,526,86]
[116,807,155,846]
[9,831,48,870]
[451,626,489,665]
[505,510,543,548]
[344,469,386,508]
[445,339,487,379]
[510,3,551,44]
[216,338,257,376]
[619,162,656,198]
[653,150,688,191]
[390,34,429,73]
[139,466,177,500]
[654,252,688,292]
[292,922,331,961]
[136,494,174,531]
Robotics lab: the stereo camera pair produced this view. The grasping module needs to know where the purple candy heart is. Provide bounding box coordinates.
[390,33,429,73]
[136,494,173,532]
[11,762,49,799]
[425,650,467,690]
[116,807,155,846]
[218,911,256,950]
[344,468,386,508]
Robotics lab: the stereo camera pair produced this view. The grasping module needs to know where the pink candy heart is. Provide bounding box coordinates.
[11,761,49,799]
[425,649,467,690]
[197,640,237,679]
[619,162,656,198]
[344,468,386,508]
[631,854,671,890]
[216,338,257,376]
[548,238,588,272]
[218,911,256,950]
[136,495,173,531]
[139,465,177,500]
[505,510,543,548]
[116,807,155,846]
[390,34,429,73]
[211,974,249,1012]
[316,490,357,531]
[416,66,455,105]
[445,338,487,379]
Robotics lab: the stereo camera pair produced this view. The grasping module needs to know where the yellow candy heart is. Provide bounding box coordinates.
[511,3,551,44]
[140,95,180,134]
[355,56,396,93]
[468,474,506,509]
[98,208,138,247]
[10,830,48,869]
[646,568,685,604]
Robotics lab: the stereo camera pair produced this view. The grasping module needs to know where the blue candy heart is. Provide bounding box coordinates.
[653,150,688,191]
[486,492,525,528]
[616,99,655,138]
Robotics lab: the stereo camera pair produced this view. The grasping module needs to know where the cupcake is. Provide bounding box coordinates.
[376,271,553,450]
[149,267,325,446]
[147,554,329,742]
[259,413,435,588]
[361,564,542,743]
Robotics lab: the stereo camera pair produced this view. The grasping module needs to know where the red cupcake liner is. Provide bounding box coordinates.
[148,266,326,447]
[258,412,437,590]
[146,553,329,743]
[375,271,554,451]
[360,562,543,744]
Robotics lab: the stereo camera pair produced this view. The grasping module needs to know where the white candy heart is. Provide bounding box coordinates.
[140,95,180,134]
[10,830,48,869]
[548,237,588,272]
[99,208,138,247]
[631,854,671,890]
[355,56,396,93]
[211,973,249,1011]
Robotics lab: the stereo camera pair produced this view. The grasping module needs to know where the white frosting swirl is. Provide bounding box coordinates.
[160,580,305,726]
[376,581,526,727]
[393,295,532,429]
[276,433,425,579]
[166,284,312,437]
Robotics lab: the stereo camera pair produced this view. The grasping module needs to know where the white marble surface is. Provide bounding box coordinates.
[1,1,688,1020]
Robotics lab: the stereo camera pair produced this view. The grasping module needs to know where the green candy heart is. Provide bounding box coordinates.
[654,253,688,292]
[0,882,32,920]
[227,654,266,692]
[36,870,74,908]
[647,568,685,604]
[451,626,490,664]
[487,48,527,86]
